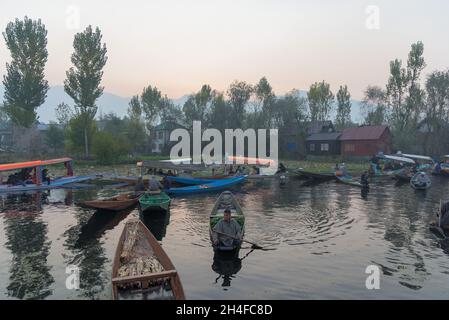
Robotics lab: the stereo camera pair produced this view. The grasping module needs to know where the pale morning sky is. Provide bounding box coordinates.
[0,0,448,99]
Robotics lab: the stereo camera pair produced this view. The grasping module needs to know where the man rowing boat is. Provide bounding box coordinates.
[212,208,242,249]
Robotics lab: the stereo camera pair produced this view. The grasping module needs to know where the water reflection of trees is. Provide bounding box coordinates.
[2,193,54,299]
[63,208,110,299]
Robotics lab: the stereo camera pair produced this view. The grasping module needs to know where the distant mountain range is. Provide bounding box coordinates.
[0,85,364,124]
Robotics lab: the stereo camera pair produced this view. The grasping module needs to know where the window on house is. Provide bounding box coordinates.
[158,131,163,139]
[310,144,315,152]
[159,143,163,150]
[345,144,355,152]
[321,143,329,151]
[152,143,157,150]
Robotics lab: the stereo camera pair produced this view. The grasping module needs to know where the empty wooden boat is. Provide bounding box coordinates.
[111,219,185,300]
[79,193,141,211]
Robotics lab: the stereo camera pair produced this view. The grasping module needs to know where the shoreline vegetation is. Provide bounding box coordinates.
[0,154,369,178]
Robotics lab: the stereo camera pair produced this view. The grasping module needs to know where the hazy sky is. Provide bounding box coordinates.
[1,0,448,99]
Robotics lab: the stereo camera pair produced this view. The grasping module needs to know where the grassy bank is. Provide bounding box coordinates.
[281,159,369,175]
[0,153,370,177]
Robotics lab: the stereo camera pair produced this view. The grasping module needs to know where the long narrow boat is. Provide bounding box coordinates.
[166,175,247,196]
[209,191,245,252]
[0,158,99,193]
[294,169,336,181]
[410,172,431,190]
[139,191,171,213]
[111,219,185,300]
[79,193,141,211]
[166,176,215,185]
[335,175,368,188]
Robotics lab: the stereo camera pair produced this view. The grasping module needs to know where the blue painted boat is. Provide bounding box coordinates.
[0,174,100,193]
[166,175,215,185]
[166,176,247,195]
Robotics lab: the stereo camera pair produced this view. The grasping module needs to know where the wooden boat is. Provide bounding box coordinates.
[0,158,100,193]
[139,191,171,213]
[393,169,412,182]
[79,192,141,211]
[166,175,247,196]
[209,191,245,252]
[166,176,215,185]
[335,175,368,189]
[111,219,185,300]
[410,172,431,190]
[295,169,336,181]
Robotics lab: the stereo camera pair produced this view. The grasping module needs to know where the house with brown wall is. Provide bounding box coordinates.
[339,125,392,158]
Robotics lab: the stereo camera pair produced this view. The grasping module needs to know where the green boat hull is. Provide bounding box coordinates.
[139,192,171,213]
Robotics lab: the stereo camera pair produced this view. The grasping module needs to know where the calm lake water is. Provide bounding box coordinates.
[1,174,449,300]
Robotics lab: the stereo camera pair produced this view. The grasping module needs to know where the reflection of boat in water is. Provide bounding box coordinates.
[212,250,242,288]
[75,208,133,248]
[294,169,336,181]
[139,208,170,241]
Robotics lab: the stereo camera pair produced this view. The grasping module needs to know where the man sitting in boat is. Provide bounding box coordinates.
[161,176,171,189]
[42,169,51,185]
[335,163,348,177]
[134,177,146,194]
[148,177,163,192]
[433,162,442,175]
[212,209,242,249]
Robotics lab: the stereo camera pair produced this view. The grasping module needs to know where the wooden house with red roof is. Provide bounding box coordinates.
[339,125,392,158]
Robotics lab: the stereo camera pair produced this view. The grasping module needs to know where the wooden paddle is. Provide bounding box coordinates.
[213,230,263,250]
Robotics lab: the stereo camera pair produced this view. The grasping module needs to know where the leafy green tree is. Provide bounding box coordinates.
[65,115,98,155]
[45,123,65,152]
[125,96,147,153]
[208,93,230,132]
[128,96,142,120]
[55,102,73,128]
[160,96,184,123]
[424,70,449,154]
[227,81,253,128]
[362,86,387,126]
[275,90,308,129]
[183,84,214,127]
[140,85,163,129]
[2,17,49,128]
[92,131,130,165]
[254,77,275,128]
[386,41,426,150]
[335,85,352,130]
[307,81,334,121]
[64,25,108,158]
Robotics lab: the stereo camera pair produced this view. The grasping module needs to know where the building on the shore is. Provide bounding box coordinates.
[339,125,392,158]
[306,132,341,156]
[151,121,187,154]
[284,120,336,158]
